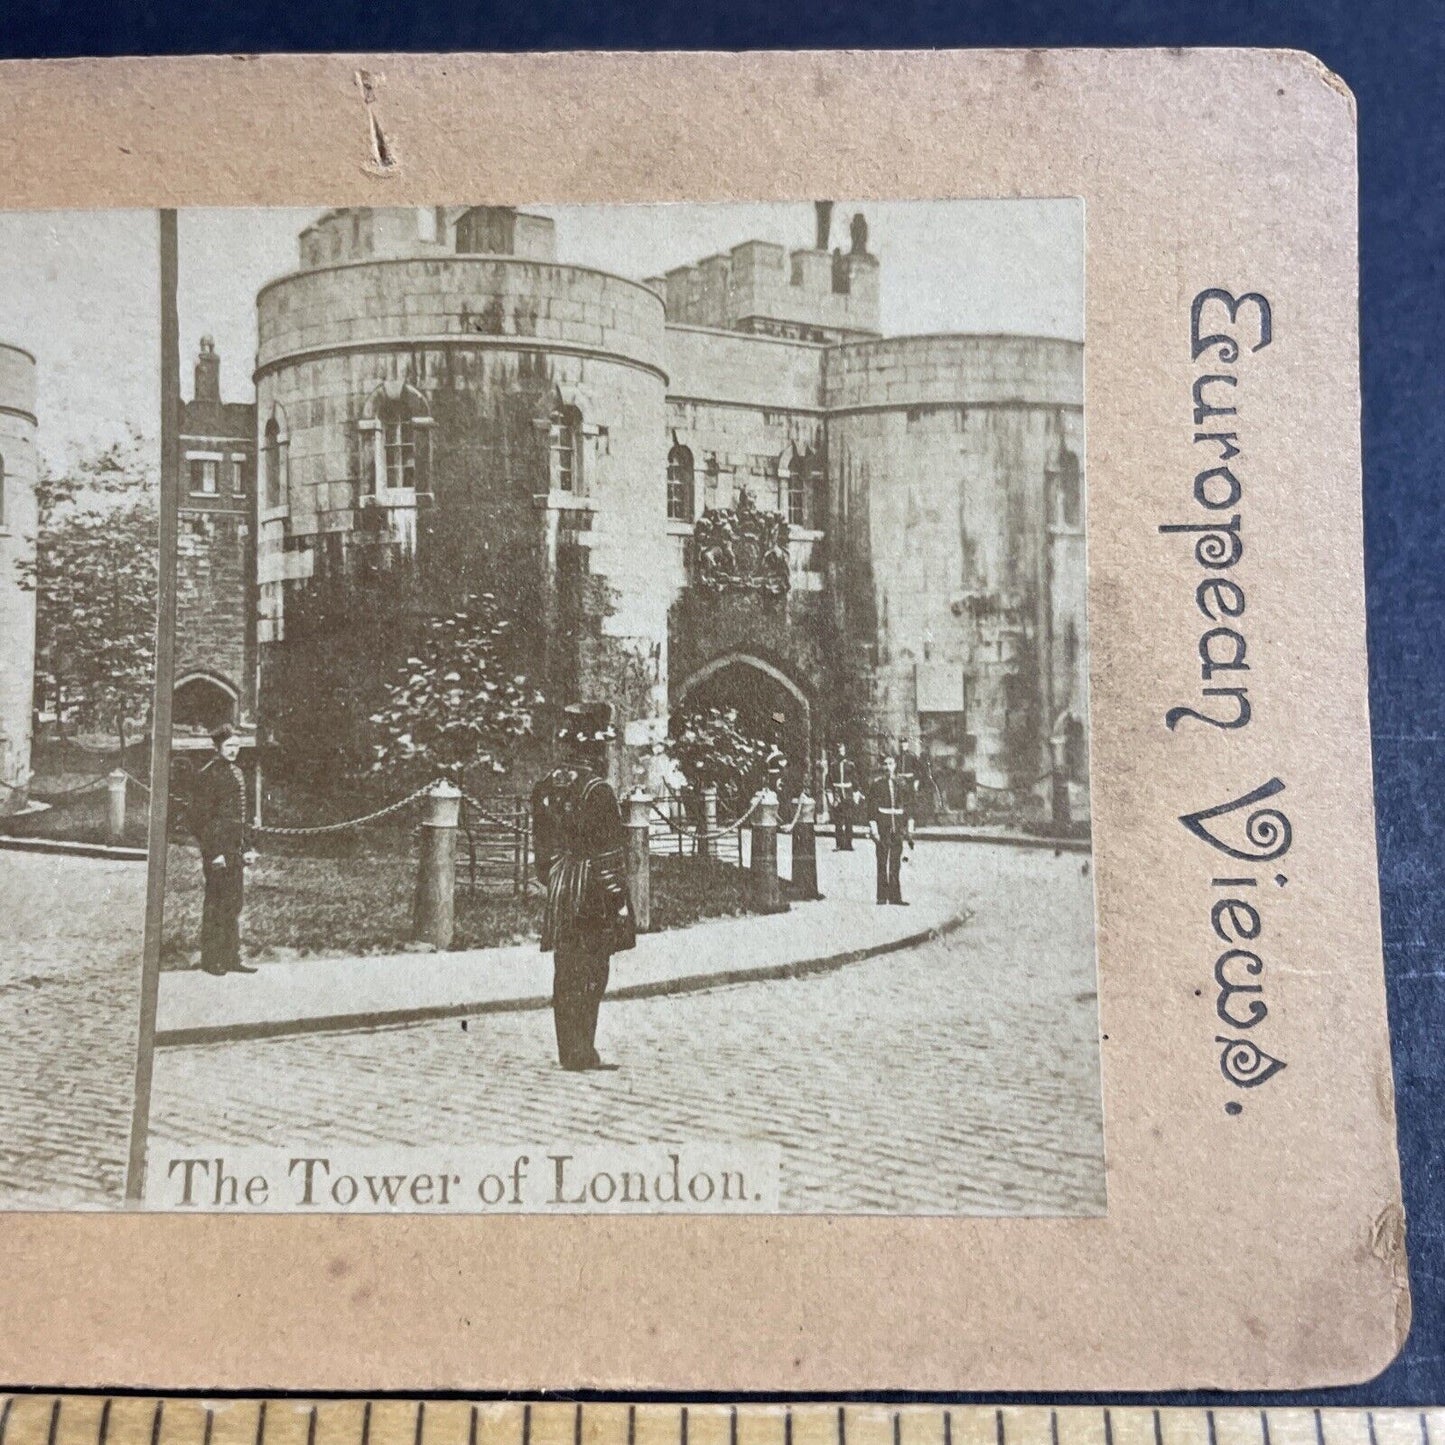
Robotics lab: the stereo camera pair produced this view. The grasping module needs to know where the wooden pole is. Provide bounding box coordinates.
[125,208,180,1205]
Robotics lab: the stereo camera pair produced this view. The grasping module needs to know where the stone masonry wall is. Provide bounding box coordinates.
[0,345,36,812]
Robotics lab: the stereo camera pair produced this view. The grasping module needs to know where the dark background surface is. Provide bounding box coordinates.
[3,0,1443,1407]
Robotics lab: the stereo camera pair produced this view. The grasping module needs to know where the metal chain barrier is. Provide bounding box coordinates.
[459,791,528,835]
[777,793,807,834]
[253,782,433,838]
[124,771,151,794]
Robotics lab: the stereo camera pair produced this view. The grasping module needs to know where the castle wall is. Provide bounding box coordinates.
[0,345,37,812]
[254,253,670,780]
[823,334,1084,793]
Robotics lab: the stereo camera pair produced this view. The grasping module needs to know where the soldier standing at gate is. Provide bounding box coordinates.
[531,702,636,1071]
[826,741,859,851]
[867,753,916,905]
[189,724,257,975]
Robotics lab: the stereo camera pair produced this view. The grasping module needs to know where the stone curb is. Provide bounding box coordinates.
[0,834,147,863]
[154,910,972,1050]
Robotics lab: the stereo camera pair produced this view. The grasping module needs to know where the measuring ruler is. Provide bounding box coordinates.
[0,1403,1440,1445]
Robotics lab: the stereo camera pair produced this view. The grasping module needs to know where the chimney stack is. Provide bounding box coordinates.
[194,334,220,404]
[815,201,834,252]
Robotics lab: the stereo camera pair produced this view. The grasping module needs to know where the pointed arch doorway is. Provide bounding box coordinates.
[674,652,814,775]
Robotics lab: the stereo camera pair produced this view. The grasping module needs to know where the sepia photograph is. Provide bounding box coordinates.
[1,198,1101,1214]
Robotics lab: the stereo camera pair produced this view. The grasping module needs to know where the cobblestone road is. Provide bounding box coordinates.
[0,849,146,1206]
[150,845,1105,1215]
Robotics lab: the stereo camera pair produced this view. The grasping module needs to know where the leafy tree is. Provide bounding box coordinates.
[367,590,541,787]
[666,704,776,817]
[20,433,158,753]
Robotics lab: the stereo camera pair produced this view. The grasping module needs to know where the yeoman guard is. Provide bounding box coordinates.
[530,703,637,1071]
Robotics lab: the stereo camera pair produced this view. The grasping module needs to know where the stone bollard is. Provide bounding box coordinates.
[1049,738,1071,834]
[625,788,652,935]
[790,791,823,901]
[748,788,787,914]
[106,768,128,842]
[700,783,719,861]
[412,779,462,951]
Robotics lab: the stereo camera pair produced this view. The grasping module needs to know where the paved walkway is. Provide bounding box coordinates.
[149,844,1103,1215]
[0,849,145,1207]
[155,838,967,1046]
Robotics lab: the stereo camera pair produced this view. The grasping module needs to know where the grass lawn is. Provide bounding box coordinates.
[161,845,759,968]
[0,784,149,848]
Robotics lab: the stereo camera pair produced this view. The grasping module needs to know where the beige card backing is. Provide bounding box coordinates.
[0,49,1403,1392]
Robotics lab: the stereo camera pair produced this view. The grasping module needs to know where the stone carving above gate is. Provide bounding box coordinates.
[692,488,791,596]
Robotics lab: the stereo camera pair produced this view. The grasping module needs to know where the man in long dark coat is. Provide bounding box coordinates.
[867,752,916,905]
[531,703,636,1071]
[189,724,256,975]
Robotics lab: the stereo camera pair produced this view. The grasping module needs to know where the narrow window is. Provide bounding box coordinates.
[0,453,6,527]
[232,458,247,495]
[366,385,432,497]
[189,458,218,495]
[1056,446,1081,528]
[549,405,582,494]
[264,418,283,509]
[666,442,694,521]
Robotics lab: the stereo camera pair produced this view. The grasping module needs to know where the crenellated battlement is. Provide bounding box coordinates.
[650,217,880,342]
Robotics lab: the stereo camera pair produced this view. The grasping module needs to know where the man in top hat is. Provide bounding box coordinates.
[530,703,636,1071]
[867,752,916,905]
[188,724,257,975]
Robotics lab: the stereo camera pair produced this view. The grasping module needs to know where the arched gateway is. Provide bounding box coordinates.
[675,653,813,769]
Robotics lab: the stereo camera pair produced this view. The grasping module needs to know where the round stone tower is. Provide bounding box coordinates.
[0,344,38,813]
[823,333,1086,798]
[253,206,670,784]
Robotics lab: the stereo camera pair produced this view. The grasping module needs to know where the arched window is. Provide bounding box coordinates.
[549,405,583,494]
[1053,444,1082,529]
[262,414,287,511]
[667,442,694,521]
[361,383,433,498]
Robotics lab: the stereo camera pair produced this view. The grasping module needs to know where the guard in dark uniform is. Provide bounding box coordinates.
[826,742,859,850]
[867,753,916,905]
[531,703,636,1071]
[189,724,256,975]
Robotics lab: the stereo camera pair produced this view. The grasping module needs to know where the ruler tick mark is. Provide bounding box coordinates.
[1104,1410,1113,1445]
[469,1408,478,1445]
[1050,1413,1059,1445]
[945,1412,953,1445]
[628,1407,636,1445]
[150,1402,164,1445]
[524,1404,532,1445]
[416,1402,426,1445]
[1261,1411,1271,1445]
[307,1408,318,1445]
[1153,1411,1163,1445]
[730,1408,738,1445]
[997,1411,1006,1445]
[577,1404,584,1445]
[1315,1409,1326,1445]
[1421,1414,1432,1445]
[1370,1415,1380,1445]
[203,1411,213,1445]
[257,1400,268,1445]
[46,1399,60,1445]
[1207,1412,1217,1445]
[682,1407,689,1445]
[838,1406,847,1445]
[98,1401,111,1445]
[363,1402,372,1445]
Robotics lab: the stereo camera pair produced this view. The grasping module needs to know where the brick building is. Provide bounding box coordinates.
[0,343,37,813]
[189,204,1087,820]
[173,335,256,746]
